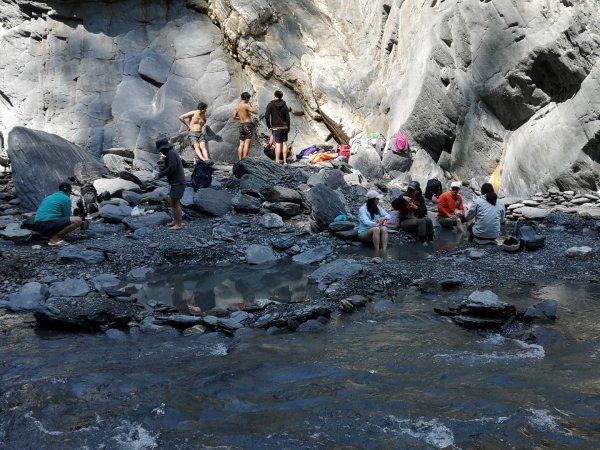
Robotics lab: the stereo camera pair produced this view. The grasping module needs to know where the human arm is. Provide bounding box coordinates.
[247,103,258,114]
[157,152,175,179]
[465,200,478,222]
[179,111,193,129]
[232,107,239,121]
[284,105,290,129]
[377,206,391,223]
[265,103,272,129]
[358,205,379,228]
[62,195,72,218]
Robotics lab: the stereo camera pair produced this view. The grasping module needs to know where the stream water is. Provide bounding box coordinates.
[1,276,599,449]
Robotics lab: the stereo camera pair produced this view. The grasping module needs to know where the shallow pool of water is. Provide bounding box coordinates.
[1,281,599,448]
[131,260,320,312]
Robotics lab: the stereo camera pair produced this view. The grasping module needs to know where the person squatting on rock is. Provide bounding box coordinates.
[233,92,258,160]
[33,181,83,246]
[155,138,185,230]
[390,181,434,245]
[437,181,466,232]
[465,182,505,243]
[264,90,291,165]
[358,190,390,254]
[179,101,213,165]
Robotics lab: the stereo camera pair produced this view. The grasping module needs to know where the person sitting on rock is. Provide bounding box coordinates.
[33,181,83,246]
[465,182,505,243]
[390,181,434,245]
[358,190,390,254]
[437,181,466,232]
[155,138,185,230]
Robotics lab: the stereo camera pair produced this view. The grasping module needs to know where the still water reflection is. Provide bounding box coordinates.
[131,260,320,312]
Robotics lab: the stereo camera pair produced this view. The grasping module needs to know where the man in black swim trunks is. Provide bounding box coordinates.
[232,92,257,160]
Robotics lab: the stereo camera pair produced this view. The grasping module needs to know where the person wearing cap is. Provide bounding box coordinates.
[465,182,505,243]
[437,181,466,232]
[33,181,83,246]
[155,138,186,230]
[390,181,434,244]
[358,190,391,253]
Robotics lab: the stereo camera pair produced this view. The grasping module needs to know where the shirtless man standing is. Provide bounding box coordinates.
[232,92,257,160]
[179,102,213,165]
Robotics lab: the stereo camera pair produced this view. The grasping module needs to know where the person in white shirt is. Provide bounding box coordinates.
[466,182,505,243]
[358,190,391,253]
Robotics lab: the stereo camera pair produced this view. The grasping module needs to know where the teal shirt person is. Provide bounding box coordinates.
[34,191,72,222]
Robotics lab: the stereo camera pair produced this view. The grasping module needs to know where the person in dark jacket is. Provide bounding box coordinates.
[155,138,185,230]
[264,90,291,165]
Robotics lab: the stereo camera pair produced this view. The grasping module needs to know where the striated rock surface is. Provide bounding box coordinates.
[0,0,599,196]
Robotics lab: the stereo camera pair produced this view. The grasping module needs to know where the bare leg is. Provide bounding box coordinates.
[282,142,288,164]
[371,227,381,252]
[237,141,245,160]
[170,198,183,229]
[194,142,210,161]
[380,226,388,251]
[275,142,282,163]
[49,217,83,243]
[242,139,252,159]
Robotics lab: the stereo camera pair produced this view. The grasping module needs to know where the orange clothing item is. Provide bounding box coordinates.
[437,191,465,218]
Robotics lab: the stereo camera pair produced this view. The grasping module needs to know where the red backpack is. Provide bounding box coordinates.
[337,144,350,158]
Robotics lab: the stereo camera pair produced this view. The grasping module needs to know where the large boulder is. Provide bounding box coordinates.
[0,282,49,311]
[349,141,384,179]
[99,203,133,223]
[307,184,347,231]
[6,127,104,211]
[193,188,233,216]
[232,157,285,182]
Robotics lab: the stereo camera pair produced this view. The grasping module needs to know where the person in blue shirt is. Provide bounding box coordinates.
[358,190,391,254]
[33,182,83,246]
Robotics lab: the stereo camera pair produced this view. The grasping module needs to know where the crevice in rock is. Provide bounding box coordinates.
[581,130,600,163]
[526,49,586,103]
[0,91,14,108]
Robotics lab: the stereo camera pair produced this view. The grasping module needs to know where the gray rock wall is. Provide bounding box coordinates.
[1,0,599,195]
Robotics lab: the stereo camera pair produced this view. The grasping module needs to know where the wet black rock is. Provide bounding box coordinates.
[307,184,347,231]
[292,245,332,265]
[232,194,261,214]
[435,290,517,329]
[158,315,203,328]
[232,157,285,182]
[34,294,136,331]
[521,299,558,322]
[296,319,327,333]
[309,258,364,290]
[193,188,233,216]
[334,229,358,240]
[239,174,269,197]
[329,221,355,232]
[270,235,296,250]
[260,186,303,204]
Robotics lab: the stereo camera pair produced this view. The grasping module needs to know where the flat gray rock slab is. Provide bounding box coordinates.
[127,266,155,281]
[259,213,284,229]
[0,281,49,311]
[57,245,105,264]
[193,188,233,217]
[0,223,34,243]
[514,206,550,220]
[49,278,90,297]
[245,244,277,265]
[292,245,333,265]
[92,273,121,292]
[309,258,364,290]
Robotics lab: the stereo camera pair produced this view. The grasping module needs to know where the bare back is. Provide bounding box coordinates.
[233,101,255,124]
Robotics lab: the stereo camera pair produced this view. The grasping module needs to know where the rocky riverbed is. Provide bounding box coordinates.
[1,155,599,340]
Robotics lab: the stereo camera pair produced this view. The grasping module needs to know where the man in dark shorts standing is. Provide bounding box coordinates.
[233,92,257,160]
[155,138,186,230]
[33,181,83,246]
[265,90,291,165]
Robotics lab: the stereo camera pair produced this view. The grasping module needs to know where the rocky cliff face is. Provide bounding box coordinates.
[1,0,599,197]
